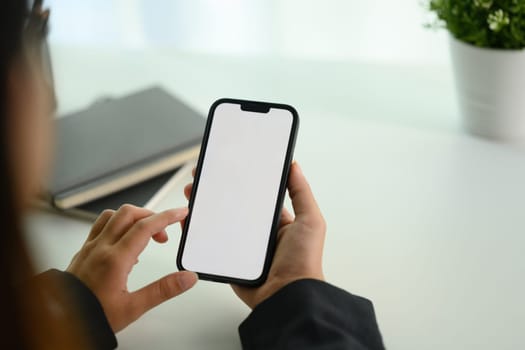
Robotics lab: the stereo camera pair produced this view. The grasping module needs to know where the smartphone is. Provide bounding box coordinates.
[176,98,299,286]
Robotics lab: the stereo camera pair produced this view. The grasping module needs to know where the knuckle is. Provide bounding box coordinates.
[134,218,150,232]
[118,204,136,215]
[100,209,115,218]
[158,278,177,300]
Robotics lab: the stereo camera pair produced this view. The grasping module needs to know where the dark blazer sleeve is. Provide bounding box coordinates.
[34,269,117,350]
[239,279,385,350]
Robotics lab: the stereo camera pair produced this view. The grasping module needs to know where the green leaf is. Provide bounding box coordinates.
[425,0,525,49]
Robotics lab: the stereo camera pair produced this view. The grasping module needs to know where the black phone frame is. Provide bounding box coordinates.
[176,98,300,286]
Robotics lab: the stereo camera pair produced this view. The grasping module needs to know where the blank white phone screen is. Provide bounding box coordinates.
[182,102,294,281]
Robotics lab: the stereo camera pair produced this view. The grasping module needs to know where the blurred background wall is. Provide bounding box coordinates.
[46,0,448,65]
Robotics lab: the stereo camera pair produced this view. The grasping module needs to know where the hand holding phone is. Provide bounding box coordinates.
[184,162,326,309]
[177,98,299,285]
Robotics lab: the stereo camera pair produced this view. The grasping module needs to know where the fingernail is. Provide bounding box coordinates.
[177,272,197,290]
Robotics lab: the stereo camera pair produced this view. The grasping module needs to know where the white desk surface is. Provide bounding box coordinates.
[25,48,525,349]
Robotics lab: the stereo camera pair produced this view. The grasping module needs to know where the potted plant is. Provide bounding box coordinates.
[427,0,525,144]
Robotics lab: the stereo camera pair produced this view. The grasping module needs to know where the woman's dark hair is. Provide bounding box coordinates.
[0,1,85,348]
[0,1,35,348]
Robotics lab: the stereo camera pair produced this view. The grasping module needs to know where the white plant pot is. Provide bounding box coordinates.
[450,36,525,145]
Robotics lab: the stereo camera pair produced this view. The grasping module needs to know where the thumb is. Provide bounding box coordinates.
[131,271,198,317]
[288,162,322,219]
